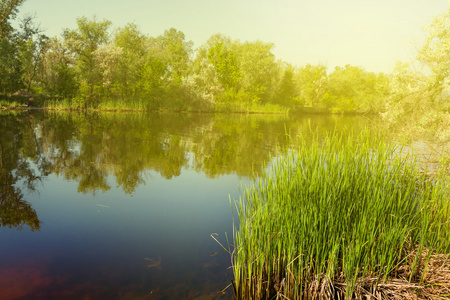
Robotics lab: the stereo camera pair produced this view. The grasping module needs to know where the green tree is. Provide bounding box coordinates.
[0,0,25,38]
[296,64,328,107]
[0,1,27,94]
[418,9,450,98]
[236,41,279,104]
[0,36,22,93]
[275,63,298,107]
[137,58,168,108]
[382,7,450,146]
[17,15,49,92]
[40,37,78,98]
[207,35,241,91]
[180,37,224,109]
[94,43,122,99]
[155,28,193,85]
[114,23,147,100]
[190,35,281,108]
[63,17,112,107]
[326,65,386,113]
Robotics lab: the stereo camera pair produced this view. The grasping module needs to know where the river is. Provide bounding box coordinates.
[0,110,374,300]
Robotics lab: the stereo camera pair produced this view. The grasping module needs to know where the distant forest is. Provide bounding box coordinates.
[1,0,450,141]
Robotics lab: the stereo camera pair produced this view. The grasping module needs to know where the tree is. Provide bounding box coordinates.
[0,36,22,93]
[17,15,49,92]
[0,0,25,38]
[382,7,450,145]
[114,23,147,99]
[207,35,241,91]
[94,43,122,98]
[326,65,386,113]
[63,17,112,106]
[236,41,279,104]
[181,36,225,109]
[0,0,26,94]
[296,64,328,107]
[275,63,298,107]
[40,37,78,98]
[154,28,193,85]
[137,58,167,107]
[418,9,450,96]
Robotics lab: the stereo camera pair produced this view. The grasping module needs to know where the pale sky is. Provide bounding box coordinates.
[15,0,450,73]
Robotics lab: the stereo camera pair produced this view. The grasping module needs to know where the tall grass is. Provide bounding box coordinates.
[214,102,290,114]
[43,96,291,113]
[96,98,150,111]
[45,98,74,110]
[0,100,26,109]
[44,98,148,111]
[231,131,450,299]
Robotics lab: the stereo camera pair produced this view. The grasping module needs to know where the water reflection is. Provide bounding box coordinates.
[0,113,51,231]
[0,110,374,299]
[33,111,372,194]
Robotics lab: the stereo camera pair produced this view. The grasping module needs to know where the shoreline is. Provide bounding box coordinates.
[0,104,376,116]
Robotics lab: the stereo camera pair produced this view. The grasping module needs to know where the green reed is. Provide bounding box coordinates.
[231,131,450,299]
[214,102,290,114]
[0,100,25,109]
[45,98,74,110]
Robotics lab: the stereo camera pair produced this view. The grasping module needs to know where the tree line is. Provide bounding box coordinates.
[1,0,450,134]
[1,0,392,113]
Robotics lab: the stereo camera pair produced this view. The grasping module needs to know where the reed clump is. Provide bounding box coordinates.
[232,131,450,299]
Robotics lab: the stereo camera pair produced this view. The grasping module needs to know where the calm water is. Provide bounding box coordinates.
[0,111,373,300]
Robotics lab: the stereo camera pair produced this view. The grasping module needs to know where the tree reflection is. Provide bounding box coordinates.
[1,111,373,200]
[0,173,40,231]
[38,111,372,195]
[0,112,48,231]
[39,113,193,194]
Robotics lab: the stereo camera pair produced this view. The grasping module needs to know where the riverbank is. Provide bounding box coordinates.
[0,100,28,110]
[230,131,450,299]
[0,97,289,114]
[0,99,374,116]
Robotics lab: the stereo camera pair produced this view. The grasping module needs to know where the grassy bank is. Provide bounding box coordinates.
[44,98,290,114]
[0,100,27,110]
[230,131,450,299]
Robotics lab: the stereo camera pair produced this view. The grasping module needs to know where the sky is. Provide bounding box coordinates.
[14,0,450,73]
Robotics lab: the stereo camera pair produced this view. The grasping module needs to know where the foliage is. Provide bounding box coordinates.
[62,17,112,107]
[0,35,22,93]
[113,23,147,100]
[136,58,167,108]
[380,7,450,149]
[296,64,328,107]
[207,35,241,91]
[0,0,25,38]
[0,2,395,113]
[16,15,49,92]
[326,65,389,113]
[190,35,282,108]
[274,63,299,107]
[5,4,450,119]
[156,28,193,86]
[236,40,279,104]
